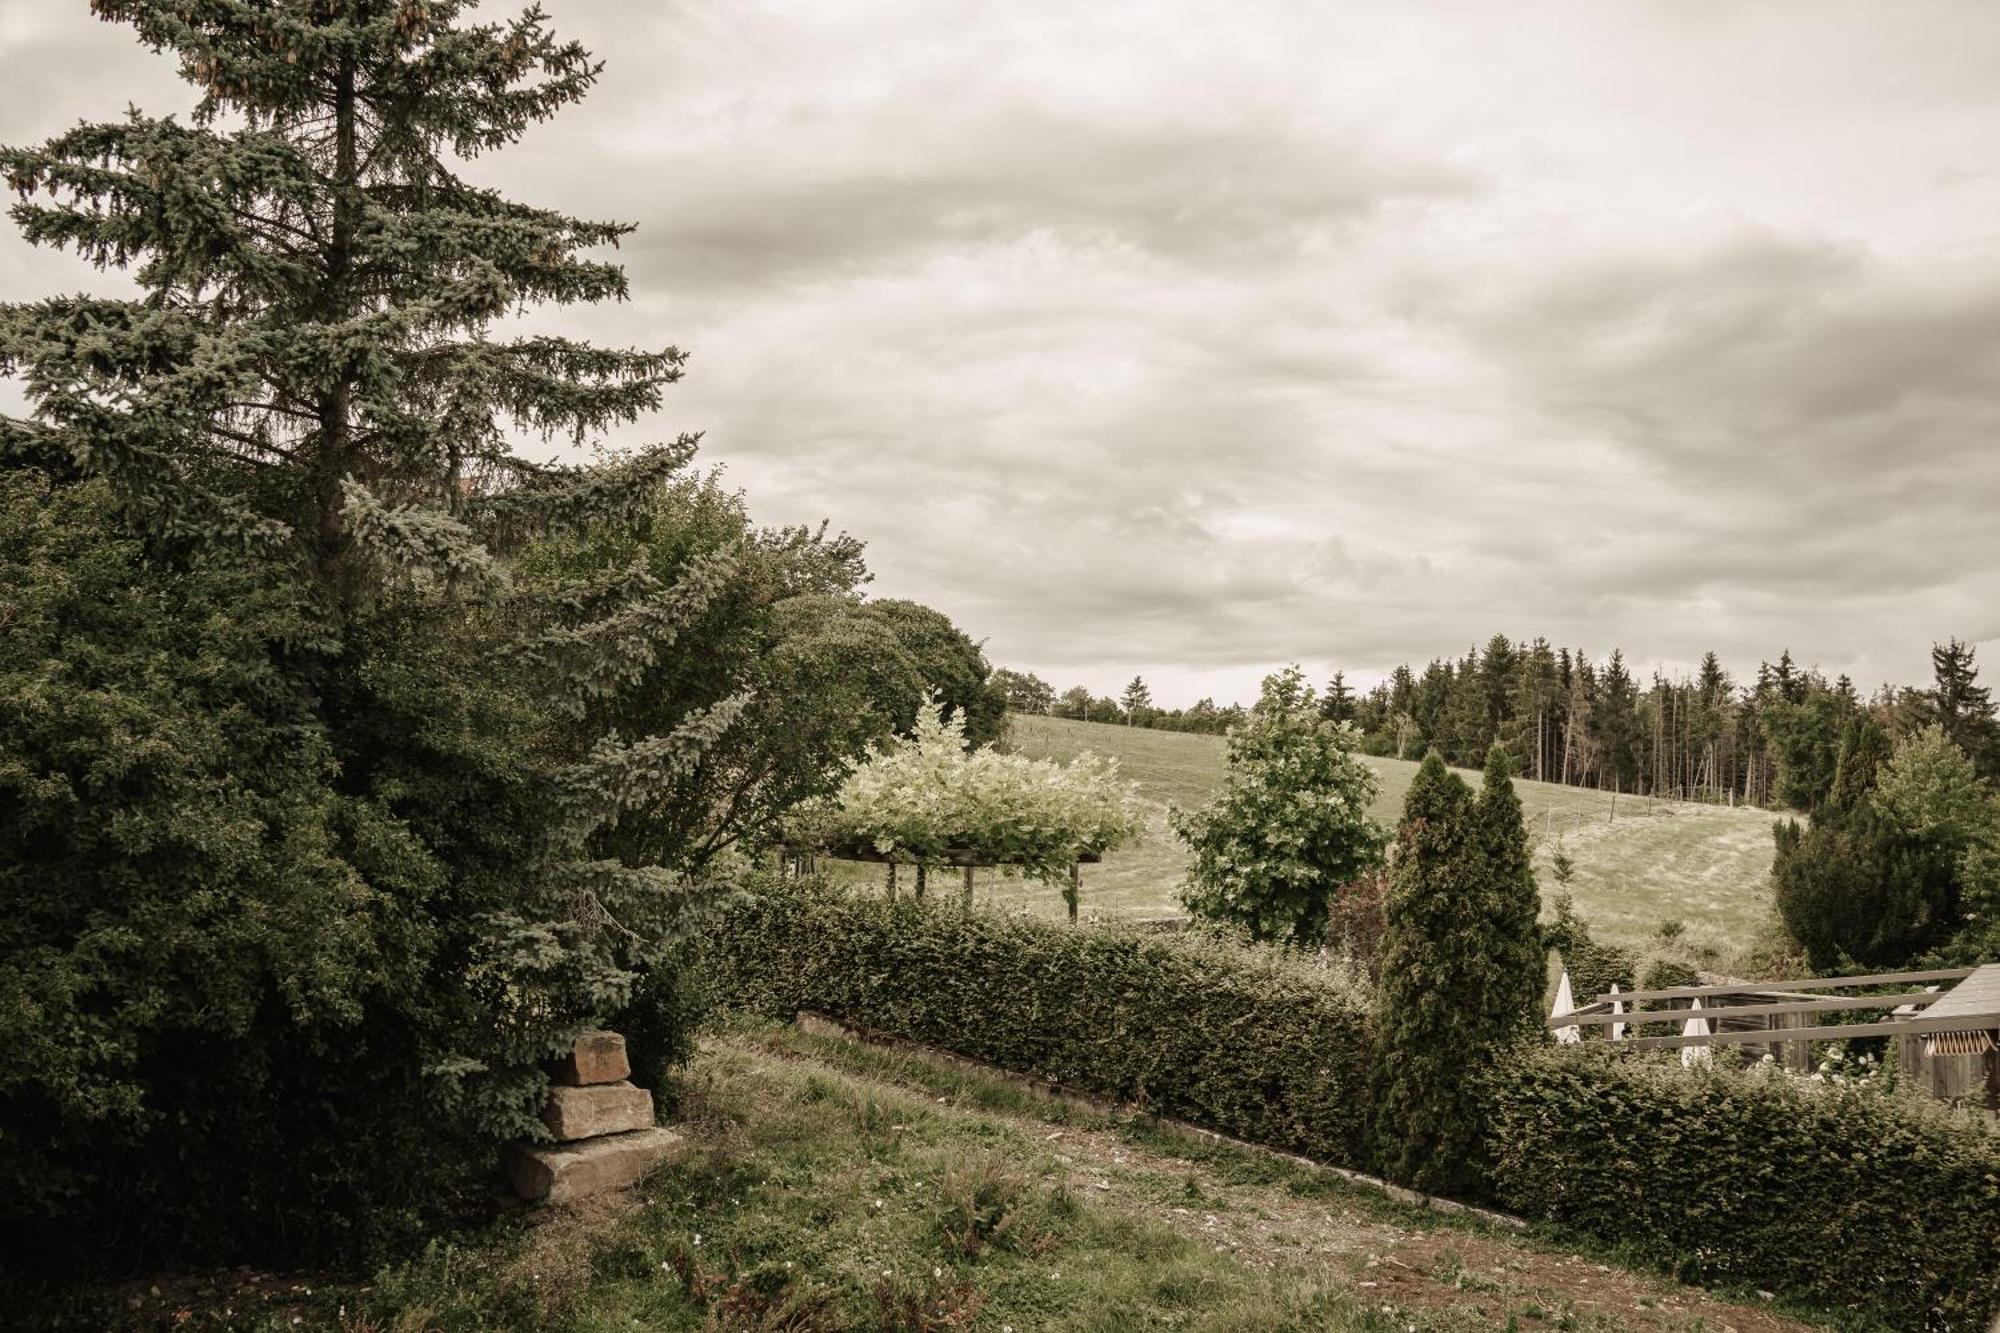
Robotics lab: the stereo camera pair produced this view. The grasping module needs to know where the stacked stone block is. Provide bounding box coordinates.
[504,1030,683,1205]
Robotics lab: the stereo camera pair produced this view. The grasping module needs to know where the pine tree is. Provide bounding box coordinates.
[1927,638,2000,777]
[0,1,756,1266]
[1321,669,1357,724]
[1121,674,1153,724]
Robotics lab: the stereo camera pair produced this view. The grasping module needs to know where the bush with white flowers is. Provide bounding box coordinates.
[792,701,1143,884]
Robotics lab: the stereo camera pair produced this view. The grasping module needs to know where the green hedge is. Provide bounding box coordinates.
[1486,1046,2000,1330]
[707,879,1376,1168]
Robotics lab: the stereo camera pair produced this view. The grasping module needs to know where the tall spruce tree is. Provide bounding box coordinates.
[0,1,756,1267]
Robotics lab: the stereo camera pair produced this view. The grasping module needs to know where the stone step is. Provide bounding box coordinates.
[543,1079,654,1141]
[552,1030,631,1086]
[505,1127,684,1205]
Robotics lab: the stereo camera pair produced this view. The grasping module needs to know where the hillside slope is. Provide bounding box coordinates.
[1003,715,1781,960]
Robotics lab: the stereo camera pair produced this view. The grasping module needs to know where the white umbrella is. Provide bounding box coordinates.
[1551,969,1581,1044]
[1680,997,1713,1068]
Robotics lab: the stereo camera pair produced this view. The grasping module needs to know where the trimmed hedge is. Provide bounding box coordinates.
[704,882,2000,1330]
[1487,1046,2000,1331]
[707,880,1376,1168]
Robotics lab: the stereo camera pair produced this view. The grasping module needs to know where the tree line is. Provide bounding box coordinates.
[1000,636,2000,812]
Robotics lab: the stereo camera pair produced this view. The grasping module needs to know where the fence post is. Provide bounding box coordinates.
[962,865,974,905]
[1779,1010,1811,1073]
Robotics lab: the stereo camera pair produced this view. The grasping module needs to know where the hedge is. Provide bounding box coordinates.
[703,882,2000,1330]
[705,879,1376,1168]
[1487,1046,2000,1331]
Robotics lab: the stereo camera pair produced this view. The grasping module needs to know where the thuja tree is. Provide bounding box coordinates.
[1172,666,1386,946]
[1373,748,1546,1197]
[0,1,754,1269]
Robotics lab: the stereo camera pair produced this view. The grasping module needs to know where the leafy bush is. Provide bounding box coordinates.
[793,703,1143,885]
[1486,1046,2000,1330]
[1172,666,1387,945]
[706,879,1376,1168]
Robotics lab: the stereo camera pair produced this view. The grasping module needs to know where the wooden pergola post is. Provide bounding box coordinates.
[885,862,897,899]
[962,865,975,905]
[914,863,927,898]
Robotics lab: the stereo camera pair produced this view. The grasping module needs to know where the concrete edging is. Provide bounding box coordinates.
[792,1010,1526,1231]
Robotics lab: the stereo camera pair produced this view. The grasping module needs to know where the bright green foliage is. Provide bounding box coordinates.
[0,1,793,1270]
[1871,724,1997,853]
[1486,1046,2000,1331]
[1373,749,1548,1197]
[1774,716,1971,970]
[707,879,1379,1171]
[795,702,1143,885]
[1171,667,1386,946]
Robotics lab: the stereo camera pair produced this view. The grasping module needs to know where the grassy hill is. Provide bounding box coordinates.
[995,715,1782,963]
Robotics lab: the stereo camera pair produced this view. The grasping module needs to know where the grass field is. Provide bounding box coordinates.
[96,1023,1835,1330]
[959,716,1784,965]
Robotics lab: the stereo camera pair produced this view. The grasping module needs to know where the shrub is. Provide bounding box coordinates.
[1486,1046,2000,1330]
[1373,750,1545,1197]
[1172,666,1387,946]
[793,702,1143,886]
[706,879,1376,1168]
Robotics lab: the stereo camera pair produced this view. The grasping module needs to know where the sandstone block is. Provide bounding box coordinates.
[543,1079,654,1141]
[552,1030,630,1086]
[506,1127,684,1205]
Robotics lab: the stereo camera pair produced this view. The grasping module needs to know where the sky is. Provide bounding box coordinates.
[4,1,2000,707]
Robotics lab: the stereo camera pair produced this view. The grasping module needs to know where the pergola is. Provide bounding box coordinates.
[781,840,1103,921]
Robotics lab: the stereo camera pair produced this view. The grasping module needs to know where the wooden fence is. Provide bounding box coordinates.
[1548,965,2000,1105]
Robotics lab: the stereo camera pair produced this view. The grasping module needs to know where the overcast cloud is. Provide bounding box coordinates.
[5,1,1999,704]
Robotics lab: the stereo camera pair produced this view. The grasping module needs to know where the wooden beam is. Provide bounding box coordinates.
[1593,968,1977,1005]
[1614,1013,2000,1050]
[1550,991,1942,1029]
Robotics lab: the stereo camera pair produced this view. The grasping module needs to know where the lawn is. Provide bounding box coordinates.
[967,716,1784,965]
[79,1022,1841,1331]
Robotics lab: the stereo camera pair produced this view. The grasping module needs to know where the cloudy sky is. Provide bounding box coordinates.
[5,2,2000,705]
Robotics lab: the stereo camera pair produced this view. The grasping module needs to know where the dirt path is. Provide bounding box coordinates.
[728,1030,1827,1332]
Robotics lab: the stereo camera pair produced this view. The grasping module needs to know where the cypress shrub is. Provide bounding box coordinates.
[1486,1046,2000,1331]
[707,879,1376,1168]
[1373,750,1546,1196]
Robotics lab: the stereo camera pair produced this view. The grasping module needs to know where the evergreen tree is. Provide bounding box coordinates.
[1375,752,1495,1196]
[0,0,765,1268]
[1473,746,1550,1039]
[1773,715,1962,969]
[1321,669,1357,724]
[1121,674,1153,724]
[1926,638,2000,777]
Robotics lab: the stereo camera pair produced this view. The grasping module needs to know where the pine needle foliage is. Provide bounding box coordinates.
[1373,748,1546,1197]
[0,1,776,1272]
